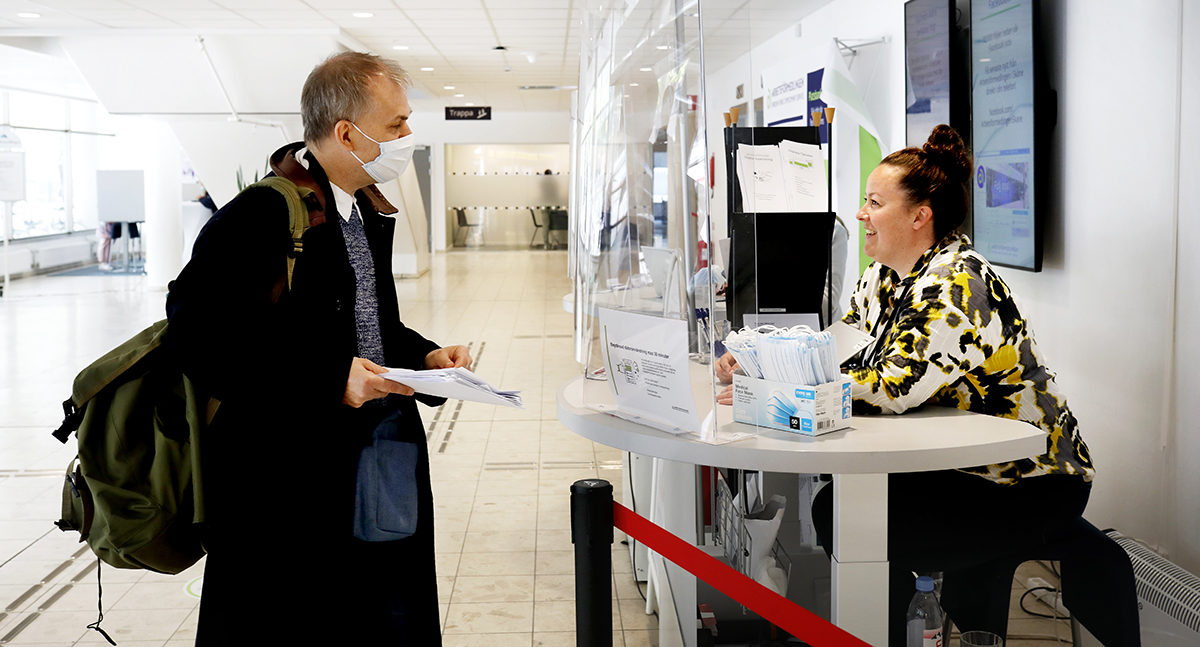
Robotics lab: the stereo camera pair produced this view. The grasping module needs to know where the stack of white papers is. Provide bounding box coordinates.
[381,367,524,409]
[736,140,828,213]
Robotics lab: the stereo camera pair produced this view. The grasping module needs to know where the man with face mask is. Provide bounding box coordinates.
[165,52,464,645]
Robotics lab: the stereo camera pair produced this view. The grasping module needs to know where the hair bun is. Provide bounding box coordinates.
[923,124,972,184]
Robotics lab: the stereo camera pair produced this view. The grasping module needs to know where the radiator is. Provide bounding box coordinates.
[1073,530,1200,647]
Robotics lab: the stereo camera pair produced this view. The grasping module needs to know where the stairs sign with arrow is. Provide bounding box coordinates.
[445,106,492,120]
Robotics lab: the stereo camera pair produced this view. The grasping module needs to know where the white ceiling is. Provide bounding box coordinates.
[0,0,833,114]
[0,0,584,111]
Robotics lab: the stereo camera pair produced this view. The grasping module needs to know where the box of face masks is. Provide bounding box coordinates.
[731,372,852,436]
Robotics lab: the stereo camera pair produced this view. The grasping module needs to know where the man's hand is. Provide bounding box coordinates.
[715,352,739,384]
[425,345,473,371]
[343,357,414,408]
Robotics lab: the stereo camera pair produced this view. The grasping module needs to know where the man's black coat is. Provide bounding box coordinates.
[166,146,443,644]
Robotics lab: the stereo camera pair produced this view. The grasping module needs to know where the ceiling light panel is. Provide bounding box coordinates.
[324,9,410,25]
[302,0,396,7]
[123,0,225,8]
[487,9,572,20]
[483,0,573,8]
[400,8,489,20]
[390,0,485,8]
[231,8,328,20]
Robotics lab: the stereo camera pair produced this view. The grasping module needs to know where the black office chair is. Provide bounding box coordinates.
[940,517,1141,647]
[453,207,480,247]
[529,208,545,248]
[546,209,569,249]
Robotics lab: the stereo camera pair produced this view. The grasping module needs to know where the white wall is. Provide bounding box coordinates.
[1169,0,1200,578]
[703,0,905,310]
[705,0,1200,572]
[408,108,572,250]
[168,116,299,209]
[994,0,1193,568]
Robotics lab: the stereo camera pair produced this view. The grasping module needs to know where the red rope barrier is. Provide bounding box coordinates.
[612,501,871,647]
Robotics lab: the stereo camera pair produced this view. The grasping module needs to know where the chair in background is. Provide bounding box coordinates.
[547,209,569,249]
[529,208,545,248]
[454,207,481,247]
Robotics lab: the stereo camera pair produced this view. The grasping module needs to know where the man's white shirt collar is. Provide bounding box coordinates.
[296,147,357,222]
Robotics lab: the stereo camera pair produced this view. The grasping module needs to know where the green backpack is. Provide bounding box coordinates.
[51,177,312,575]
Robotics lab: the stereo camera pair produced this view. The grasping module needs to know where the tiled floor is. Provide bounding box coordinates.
[0,250,658,646]
[0,250,1071,646]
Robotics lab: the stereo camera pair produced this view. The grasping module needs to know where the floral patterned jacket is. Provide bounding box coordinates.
[843,233,1094,485]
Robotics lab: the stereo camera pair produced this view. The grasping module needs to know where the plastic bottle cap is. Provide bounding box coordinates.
[915,576,936,592]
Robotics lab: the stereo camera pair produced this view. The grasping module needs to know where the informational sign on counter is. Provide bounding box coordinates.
[597,307,701,434]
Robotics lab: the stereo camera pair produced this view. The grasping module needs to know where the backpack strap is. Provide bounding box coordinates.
[269,144,328,226]
[245,176,310,297]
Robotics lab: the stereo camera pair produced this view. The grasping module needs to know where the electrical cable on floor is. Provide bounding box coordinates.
[1020,586,1062,619]
[1018,585,1072,646]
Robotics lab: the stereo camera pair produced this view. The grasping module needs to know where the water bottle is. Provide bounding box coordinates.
[906,575,944,647]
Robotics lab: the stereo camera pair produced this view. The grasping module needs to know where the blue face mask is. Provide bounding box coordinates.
[350,123,416,184]
[766,390,798,426]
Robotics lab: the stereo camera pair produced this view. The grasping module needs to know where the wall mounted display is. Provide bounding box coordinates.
[970,0,1052,271]
[904,0,970,147]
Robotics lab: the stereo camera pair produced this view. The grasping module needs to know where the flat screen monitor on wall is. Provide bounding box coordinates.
[904,0,969,148]
[970,0,1050,272]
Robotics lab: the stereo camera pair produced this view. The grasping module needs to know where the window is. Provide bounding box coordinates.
[2,91,117,239]
[10,129,66,238]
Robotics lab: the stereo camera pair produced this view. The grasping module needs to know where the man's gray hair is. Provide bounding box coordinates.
[301,51,412,146]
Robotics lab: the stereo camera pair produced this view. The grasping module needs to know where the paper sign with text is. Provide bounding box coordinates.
[598,307,701,433]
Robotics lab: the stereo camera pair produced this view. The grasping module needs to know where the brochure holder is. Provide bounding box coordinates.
[724,124,839,330]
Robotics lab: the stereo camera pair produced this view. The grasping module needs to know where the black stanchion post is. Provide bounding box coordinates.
[571,479,614,647]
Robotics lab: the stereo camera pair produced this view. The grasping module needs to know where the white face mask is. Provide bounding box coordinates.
[350,123,415,184]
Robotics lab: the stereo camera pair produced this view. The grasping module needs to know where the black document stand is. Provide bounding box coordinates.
[725,125,837,330]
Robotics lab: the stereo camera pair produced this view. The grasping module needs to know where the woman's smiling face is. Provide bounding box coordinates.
[857,164,934,274]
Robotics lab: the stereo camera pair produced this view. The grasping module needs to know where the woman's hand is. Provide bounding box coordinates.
[425,345,473,370]
[715,352,739,384]
[716,384,734,406]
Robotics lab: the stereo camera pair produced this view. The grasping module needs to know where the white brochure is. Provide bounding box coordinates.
[380,366,524,409]
[735,140,828,213]
[736,144,788,213]
[778,140,828,212]
[598,307,702,434]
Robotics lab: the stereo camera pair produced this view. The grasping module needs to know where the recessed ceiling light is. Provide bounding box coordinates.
[629,83,639,87]
[455,94,464,97]
[392,45,409,51]
[656,45,668,50]
[640,67,652,72]
[444,85,455,90]
[420,67,434,72]
[352,12,373,18]
[16,12,40,18]
[465,102,474,106]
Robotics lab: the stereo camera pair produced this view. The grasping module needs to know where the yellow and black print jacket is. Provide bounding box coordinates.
[843,233,1094,485]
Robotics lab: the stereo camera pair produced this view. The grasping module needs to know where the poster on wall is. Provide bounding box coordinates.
[762,41,887,275]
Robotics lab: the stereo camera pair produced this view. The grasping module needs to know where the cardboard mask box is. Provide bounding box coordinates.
[732,373,852,436]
